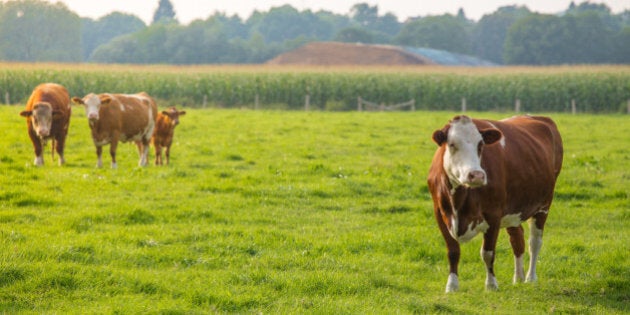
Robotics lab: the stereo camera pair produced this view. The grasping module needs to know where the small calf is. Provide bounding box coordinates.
[152,107,186,165]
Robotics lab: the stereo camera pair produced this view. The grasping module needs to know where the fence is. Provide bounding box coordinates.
[357,97,415,112]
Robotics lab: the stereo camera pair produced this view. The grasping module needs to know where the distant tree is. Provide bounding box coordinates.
[247,5,332,44]
[504,14,564,64]
[612,26,630,63]
[0,0,82,62]
[334,27,374,43]
[152,0,177,25]
[396,14,472,54]
[473,6,531,64]
[504,9,617,65]
[82,12,146,61]
[350,3,378,27]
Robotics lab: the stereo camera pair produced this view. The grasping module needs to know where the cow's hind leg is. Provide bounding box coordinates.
[527,211,548,282]
[507,225,525,283]
[137,139,150,167]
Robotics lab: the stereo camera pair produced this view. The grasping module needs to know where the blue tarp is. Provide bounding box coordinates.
[403,47,497,66]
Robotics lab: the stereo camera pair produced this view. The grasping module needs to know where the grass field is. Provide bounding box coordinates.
[0,106,628,313]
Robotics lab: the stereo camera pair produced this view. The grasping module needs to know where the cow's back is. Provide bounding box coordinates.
[476,116,563,215]
[106,93,157,142]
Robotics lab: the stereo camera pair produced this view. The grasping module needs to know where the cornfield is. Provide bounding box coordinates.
[1,63,628,112]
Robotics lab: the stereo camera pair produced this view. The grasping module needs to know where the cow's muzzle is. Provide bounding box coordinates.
[465,170,486,187]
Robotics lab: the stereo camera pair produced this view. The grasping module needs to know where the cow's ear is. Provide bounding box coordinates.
[481,128,502,145]
[179,110,186,116]
[19,110,32,117]
[162,110,169,115]
[100,96,112,104]
[432,129,448,146]
[71,97,84,105]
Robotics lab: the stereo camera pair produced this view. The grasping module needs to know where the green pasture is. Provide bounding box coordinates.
[0,106,628,313]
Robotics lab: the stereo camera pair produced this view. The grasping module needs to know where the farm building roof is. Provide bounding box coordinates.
[265,42,496,66]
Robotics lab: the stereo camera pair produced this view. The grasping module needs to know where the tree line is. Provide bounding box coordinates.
[0,0,628,65]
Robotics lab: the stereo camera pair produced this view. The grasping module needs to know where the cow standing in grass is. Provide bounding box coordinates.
[19,83,71,166]
[72,93,157,168]
[427,115,563,292]
[152,107,186,165]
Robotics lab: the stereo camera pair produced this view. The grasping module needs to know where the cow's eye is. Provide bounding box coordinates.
[477,141,483,155]
[449,143,457,151]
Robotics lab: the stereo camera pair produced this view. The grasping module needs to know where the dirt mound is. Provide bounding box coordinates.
[266,42,436,66]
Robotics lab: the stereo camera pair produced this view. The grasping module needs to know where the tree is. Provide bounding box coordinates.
[0,0,82,62]
[82,12,146,61]
[504,14,563,64]
[334,27,374,43]
[472,6,531,64]
[396,15,472,54]
[350,3,378,27]
[152,0,177,25]
[247,5,332,44]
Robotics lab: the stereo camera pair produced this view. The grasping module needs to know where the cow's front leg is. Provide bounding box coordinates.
[154,144,163,165]
[481,225,500,290]
[109,141,118,169]
[507,225,525,283]
[434,210,461,292]
[95,145,103,168]
[30,131,44,166]
[55,136,66,166]
[446,245,461,292]
[164,144,171,165]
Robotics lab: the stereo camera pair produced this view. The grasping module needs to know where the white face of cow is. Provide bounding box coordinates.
[82,93,102,121]
[433,116,502,189]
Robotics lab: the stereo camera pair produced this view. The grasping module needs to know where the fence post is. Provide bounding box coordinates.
[5,92,9,105]
[202,95,207,108]
[357,97,362,111]
[411,99,415,111]
[461,97,467,112]
[515,99,521,113]
[627,99,630,114]
[571,99,576,115]
[305,93,310,111]
[255,94,259,110]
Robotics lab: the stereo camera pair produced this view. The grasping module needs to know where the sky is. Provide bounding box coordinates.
[48,0,629,24]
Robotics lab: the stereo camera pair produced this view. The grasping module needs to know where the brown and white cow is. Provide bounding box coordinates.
[19,83,71,166]
[152,107,186,165]
[427,115,563,292]
[72,92,157,168]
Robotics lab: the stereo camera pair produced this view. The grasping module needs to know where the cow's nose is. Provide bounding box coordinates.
[88,113,98,120]
[467,170,486,186]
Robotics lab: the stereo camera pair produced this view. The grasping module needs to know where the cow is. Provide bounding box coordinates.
[71,92,157,168]
[19,83,71,166]
[427,115,563,292]
[152,107,186,165]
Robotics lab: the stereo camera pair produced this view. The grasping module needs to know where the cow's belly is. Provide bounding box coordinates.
[500,213,523,228]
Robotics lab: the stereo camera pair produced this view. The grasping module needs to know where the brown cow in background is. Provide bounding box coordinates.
[72,92,157,168]
[152,107,186,165]
[19,83,71,166]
